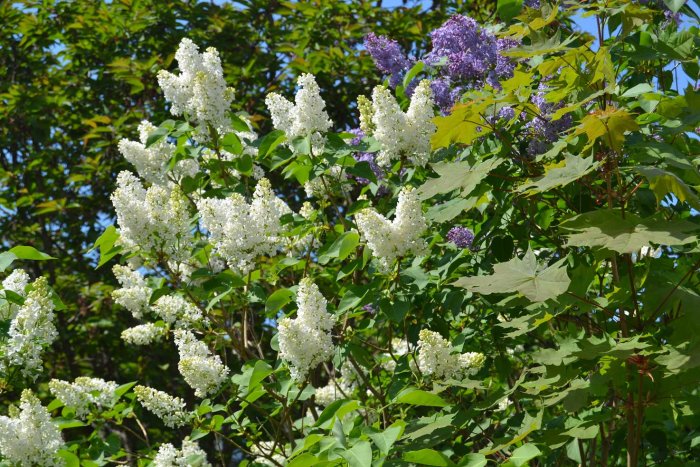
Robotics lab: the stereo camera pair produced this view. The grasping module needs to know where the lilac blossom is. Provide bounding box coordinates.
[525,82,573,156]
[663,10,682,27]
[425,15,497,83]
[498,106,515,121]
[363,16,519,114]
[364,33,412,88]
[430,78,463,113]
[424,15,518,111]
[489,38,519,88]
[446,226,475,249]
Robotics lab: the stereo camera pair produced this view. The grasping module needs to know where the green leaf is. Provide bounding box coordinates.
[432,99,494,148]
[394,388,450,407]
[230,114,251,133]
[315,399,361,429]
[347,161,377,184]
[221,132,243,155]
[663,0,686,13]
[114,381,137,399]
[636,167,700,210]
[46,398,64,412]
[592,47,615,86]
[403,449,455,466]
[90,225,121,268]
[498,0,523,21]
[518,154,599,195]
[417,158,503,200]
[56,450,80,467]
[560,209,699,254]
[454,250,570,302]
[258,130,286,158]
[183,454,208,466]
[265,288,294,315]
[403,61,425,89]
[508,444,542,467]
[0,252,17,273]
[291,135,311,155]
[481,410,543,454]
[403,414,455,442]
[573,108,639,152]
[337,286,368,314]
[55,418,87,429]
[426,196,484,223]
[458,453,487,467]
[621,83,654,98]
[288,453,321,467]
[503,30,576,58]
[248,360,273,392]
[145,125,169,148]
[341,440,372,467]
[326,232,359,263]
[369,420,405,455]
[9,246,55,261]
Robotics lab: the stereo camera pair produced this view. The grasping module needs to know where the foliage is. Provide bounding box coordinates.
[1,0,700,466]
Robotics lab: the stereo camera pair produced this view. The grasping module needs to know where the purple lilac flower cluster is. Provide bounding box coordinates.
[349,128,385,185]
[424,16,518,112]
[446,226,475,249]
[525,82,573,156]
[364,15,518,113]
[362,303,377,314]
[364,33,413,88]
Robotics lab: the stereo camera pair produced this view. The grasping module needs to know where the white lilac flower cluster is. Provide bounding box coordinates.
[134,385,190,428]
[118,120,199,185]
[111,171,192,262]
[361,80,436,168]
[314,379,352,407]
[250,441,287,466]
[1,276,58,377]
[152,439,211,467]
[0,390,65,466]
[2,269,29,296]
[152,294,205,329]
[112,264,151,319]
[265,73,332,154]
[113,267,207,345]
[417,329,485,380]
[0,269,30,320]
[48,377,118,418]
[277,279,335,381]
[157,38,235,139]
[173,330,229,397]
[355,187,427,271]
[121,323,166,346]
[197,178,291,274]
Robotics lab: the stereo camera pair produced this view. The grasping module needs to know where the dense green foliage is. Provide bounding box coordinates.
[1,0,700,466]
